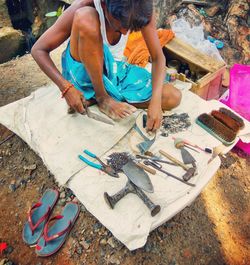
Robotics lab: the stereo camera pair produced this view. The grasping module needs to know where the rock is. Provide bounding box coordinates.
[0,0,12,27]
[60,191,66,199]
[144,241,153,252]
[107,237,117,248]
[0,259,8,265]
[23,164,37,171]
[58,199,66,206]
[76,246,83,255]
[93,222,102,232]
[32,16,43,39]
[80,240,90,250]
[9,184,16,192]
[80,204,87,212]
[206,5,220,17]
[0,27,26,64]
[100,238,107,245]
[109,254,120,265]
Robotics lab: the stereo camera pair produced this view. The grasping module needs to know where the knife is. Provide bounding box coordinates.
[122,159,154,193]
[83,103,114,125]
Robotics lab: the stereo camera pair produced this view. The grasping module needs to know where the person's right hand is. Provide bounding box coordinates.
[64,85,85,114]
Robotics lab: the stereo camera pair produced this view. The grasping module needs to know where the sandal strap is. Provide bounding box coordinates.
[27,202,51,235]
[43,215,72,243]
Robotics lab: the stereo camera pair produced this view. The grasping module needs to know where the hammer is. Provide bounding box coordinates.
[159,150,197,181]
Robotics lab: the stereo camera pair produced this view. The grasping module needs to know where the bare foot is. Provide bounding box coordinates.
[97,96,137,120]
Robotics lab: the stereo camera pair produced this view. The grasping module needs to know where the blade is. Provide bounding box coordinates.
[122,160,154,193]
[180,148,196,164]
[85,105,114,125]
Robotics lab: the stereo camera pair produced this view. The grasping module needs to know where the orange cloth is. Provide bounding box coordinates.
[124,29,175,67]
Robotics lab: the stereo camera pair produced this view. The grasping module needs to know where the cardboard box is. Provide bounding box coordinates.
[163,37,226,100]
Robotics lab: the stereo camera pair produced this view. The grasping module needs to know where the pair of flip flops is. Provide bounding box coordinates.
[22,189,80,257]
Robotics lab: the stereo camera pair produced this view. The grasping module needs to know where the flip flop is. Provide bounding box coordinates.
[35,202,80,257]
[22,189,59,245]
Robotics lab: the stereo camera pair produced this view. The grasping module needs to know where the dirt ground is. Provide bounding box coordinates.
[0,45,250,265]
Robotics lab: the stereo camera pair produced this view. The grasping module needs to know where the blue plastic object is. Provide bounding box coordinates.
[214,40,224,49]
[78,154,102,169]
[207,35,224,49]
[84,149,96,158]
[35,202,80,257]
[23,189,59,245]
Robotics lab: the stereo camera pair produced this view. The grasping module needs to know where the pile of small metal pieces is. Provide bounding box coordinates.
[107,152,130,172]
[161,113,191,137]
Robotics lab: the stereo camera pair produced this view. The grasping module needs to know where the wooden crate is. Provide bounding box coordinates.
[163,37,226,100]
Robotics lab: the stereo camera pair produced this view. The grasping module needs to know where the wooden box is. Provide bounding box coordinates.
[163,37,226,100]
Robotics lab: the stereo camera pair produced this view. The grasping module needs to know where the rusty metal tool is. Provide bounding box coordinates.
[135,154,177,166]
[159,149,197,182]
[122,159,154,193]
[83,103,115,125]
[174,138,197,167]
[104,181,161,217]
[133,123,156,154]
[79,149,119,178]
[143,160,195,187]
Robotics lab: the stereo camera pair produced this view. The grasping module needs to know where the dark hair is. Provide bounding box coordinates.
[104,0,153,31]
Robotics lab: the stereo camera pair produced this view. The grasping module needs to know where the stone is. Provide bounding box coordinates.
[0,0,12,27]
[9,184,16,192]
[60,191,66,199]
[100,238,107,245]
[0,259,8,265]
[80,240,90,250]
[76,246,83,255]
[0,27,25,64]
[109,255,120,265]
[23,164,37,171]
[107,237,116,248]
[32,16,43,39]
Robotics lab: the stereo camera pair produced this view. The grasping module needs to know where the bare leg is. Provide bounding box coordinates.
[69,7,136,119]
[132,83,182,110]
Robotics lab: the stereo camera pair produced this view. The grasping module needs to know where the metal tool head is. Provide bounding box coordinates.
[180,148,196,165]
[182,167,196,181]
[84,103,114,125]
[103,166,119,178]
[122,159,154,193]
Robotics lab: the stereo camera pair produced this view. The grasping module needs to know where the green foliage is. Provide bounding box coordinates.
[45,5,65,18]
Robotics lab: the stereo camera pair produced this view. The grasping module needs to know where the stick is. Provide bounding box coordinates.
[159,150,190,171]
[136,162,156,175]
[0,133,15,146]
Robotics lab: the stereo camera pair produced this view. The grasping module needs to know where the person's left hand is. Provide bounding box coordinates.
[146,101,163,132]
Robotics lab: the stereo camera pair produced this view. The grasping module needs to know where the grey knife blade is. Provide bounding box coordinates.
[180,148,196,165]
[122,160,154,193]
[84,103,114,125]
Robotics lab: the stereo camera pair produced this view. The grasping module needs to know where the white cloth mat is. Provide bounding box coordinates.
[0,84,249,250]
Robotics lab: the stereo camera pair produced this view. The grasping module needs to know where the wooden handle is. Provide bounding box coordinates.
[136,162,156,175]
[159,150,190,171]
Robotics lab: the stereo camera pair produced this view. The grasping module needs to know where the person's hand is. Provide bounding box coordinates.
[146,101,163,132]
[64,85,85,114]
